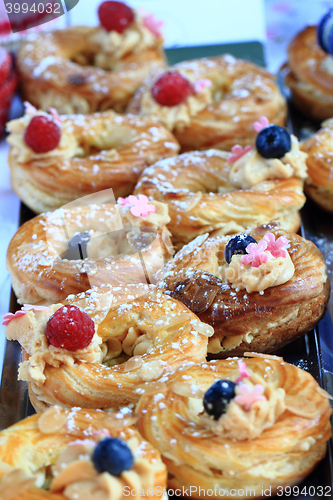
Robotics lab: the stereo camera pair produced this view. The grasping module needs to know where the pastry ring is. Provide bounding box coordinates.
[136,354,332,500]
[7,107,179,214]
[4,285,213,412]
[127,54,287,151]
[6,196,174,305]
[16,8,166,114]
[160,227,329,355]
[285,26,333,121]
[0,406,167,499]
[134,144,307,247]
[301,119,333,212]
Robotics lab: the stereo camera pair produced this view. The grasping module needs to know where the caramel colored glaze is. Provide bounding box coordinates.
[134,151,306,246]
[161,229,329,355]
[17,27,166,114]
[136,357,332,500]
[285,26,333,121]
[127,54,286,151]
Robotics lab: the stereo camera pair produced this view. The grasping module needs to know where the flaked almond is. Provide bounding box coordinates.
[161,227,174,254]
[125,356,144,371]
[192,286,218,314]
[191,321,214,337]
[285,395,320,419]
[182,192,202,212]
[38,406,67,434]
[138,381,167,395]
[244,352,283,361]
[101,414,138,430]
[139,360,164,382]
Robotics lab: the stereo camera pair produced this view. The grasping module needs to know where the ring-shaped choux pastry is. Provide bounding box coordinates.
[285,26,333,122]
[301,119,333,211]
[6,197,174,305]
[7,108,179,214]
[160,227,329,355]
[134,145,307,247]
[16,6,166,115]
[127,55,287,151]
[136,354,332,500]
[0,406,167,500]
[4,285,213,412]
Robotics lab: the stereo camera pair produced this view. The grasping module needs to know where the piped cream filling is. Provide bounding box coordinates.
[221,251,295,293]
[93,13,162,70]
[140,83,213,132]
[229,135,308,189]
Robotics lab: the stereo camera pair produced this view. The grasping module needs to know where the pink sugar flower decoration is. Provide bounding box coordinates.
[241,240,269,267]
[118,194,156,217]
[236,360,250,383]
[48,107,62,125]
[253,116,269,133]
[143,13,163,37]
[234,383,266,411]
[263,233,289,258]
[193,79,212,94]
[22,304,51,312]
[24,101,38,115]
[228,144,254,164]
[2,311,26,326]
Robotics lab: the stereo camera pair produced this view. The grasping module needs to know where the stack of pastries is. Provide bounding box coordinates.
[1,2,333,499]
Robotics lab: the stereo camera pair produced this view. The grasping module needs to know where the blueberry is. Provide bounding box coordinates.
[62,231,90,260]
[203,380,236,420]
[224,234,257,264]
[256,125,291,159]
[317,8,333,54]
[92,437,134,476]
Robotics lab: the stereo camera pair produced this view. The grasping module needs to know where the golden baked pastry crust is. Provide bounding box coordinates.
[285,26,333,121]
[136,356,332,500]
[7,110,179,214]
[6,200,174,305]
[127,55,287,151]
[0,406,166,500]
[160,227,329,355]
[134,150,306,247]
[302,120,333,211]
[5,285,212,412]
[17,26,166,114]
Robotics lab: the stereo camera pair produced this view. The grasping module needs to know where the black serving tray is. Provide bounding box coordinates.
[1,42,333,499]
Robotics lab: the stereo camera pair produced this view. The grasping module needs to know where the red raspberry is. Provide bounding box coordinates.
[45,305,95,351]
[24,116,61,154]
[151,71,193,107]
[0,48,12,88]
[98,1,134,34]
